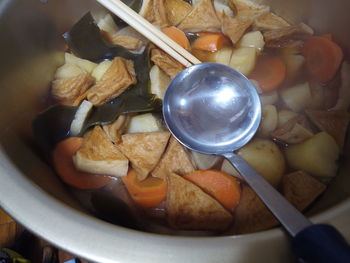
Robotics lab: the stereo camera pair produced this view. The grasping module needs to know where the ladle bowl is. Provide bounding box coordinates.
[163,63,261,154]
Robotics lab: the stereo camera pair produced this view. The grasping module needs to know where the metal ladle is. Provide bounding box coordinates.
[163,63,350,263]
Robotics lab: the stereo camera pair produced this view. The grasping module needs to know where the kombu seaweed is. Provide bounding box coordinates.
[33,12,161,158]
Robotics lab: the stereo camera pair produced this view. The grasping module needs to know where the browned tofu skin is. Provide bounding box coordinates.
[118,132,171,181]
[87,57,136,106]
[73,126,129,177]
[151,48,185,79]
[142,0,170,28]
[263,23,313,48]
[306,110,350,148]
[167,173,232,231]
[165,0,193,26]
[52,73,94,101]
[221,14,253,44]
[253,12,290,31]
[102,32,143,50]
[271,115,314,144]
[178,0,221,32]
[281,171,326,211]
[152,136,196,179]
[102,114,131,144]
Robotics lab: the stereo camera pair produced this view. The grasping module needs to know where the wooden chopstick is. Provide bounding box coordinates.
[96,0,201,67]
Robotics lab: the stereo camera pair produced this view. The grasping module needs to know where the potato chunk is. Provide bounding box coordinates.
[237,139,285,186]
[238,31,265,51]
[229,47,256,76]
[285,132,340,177]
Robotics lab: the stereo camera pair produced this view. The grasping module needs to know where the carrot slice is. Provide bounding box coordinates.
[52,137,113,190]
[249,56,287,92]
[184,170,241,211]
[162,26,190,50]
[122,169,167,208]
[303,36,343,83]
[321,34,332,41]
[192,33,229,52]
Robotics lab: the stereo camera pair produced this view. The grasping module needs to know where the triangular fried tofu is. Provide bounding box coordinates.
[233,184,278,234]
[139,0,170,28]
[221,13,253,44]
[229,0,270,19]
[306,110,350,148]
[118,132,171,180]
[263,23,314,48]
[73,126,129,177]
[87,57,136,106]
[253,12,290,31]
[281,171,326,211]
[152,136,196,179]
[165,0,193,26]
[178,0,221,32]
[167,173,232,231]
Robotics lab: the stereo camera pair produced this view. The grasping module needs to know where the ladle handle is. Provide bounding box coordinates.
[292,224,350,263]
[223,152,312,236]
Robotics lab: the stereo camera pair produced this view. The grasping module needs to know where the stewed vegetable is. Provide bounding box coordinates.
[33,0,350,234]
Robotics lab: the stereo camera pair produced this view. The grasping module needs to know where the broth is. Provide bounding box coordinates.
[33,0,349,235]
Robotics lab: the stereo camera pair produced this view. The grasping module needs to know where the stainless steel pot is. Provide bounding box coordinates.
[0,0,349,262]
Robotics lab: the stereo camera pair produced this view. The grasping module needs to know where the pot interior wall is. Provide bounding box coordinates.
[0,0,349,230]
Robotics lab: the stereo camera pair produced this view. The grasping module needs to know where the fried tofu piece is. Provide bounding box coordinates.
[118,132,171,181]
[102,114,131,144]
[140,0,170,28]
[271,115,314,144]
[221,13,253,44]
[253,12,290,31]
[234,172,326,234]
[151,48,185,79]
[51,73,94,101]
[167,173,232,231]
[263,23,314,48]
[165,0,193,26]
[305,110,350,148]
[281,171,326,211]
[73,126,129,177]
[233,184,277,234]
[102,32,143,50]
[87,57,136,106]
[229,0,270,19]
[152,136,196,179]
[178,0,221,32]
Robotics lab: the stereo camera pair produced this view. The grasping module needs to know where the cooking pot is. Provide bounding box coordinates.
[0,0,350,262]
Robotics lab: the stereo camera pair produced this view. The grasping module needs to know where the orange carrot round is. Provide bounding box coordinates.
[249,56,287,92]
[162,26,190,50]
[122,169,167,208]
[184,169,241,211]
[320,34,333,41]
[303,36,343,83]
[192,33,229,52]
[52,137,113,190]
